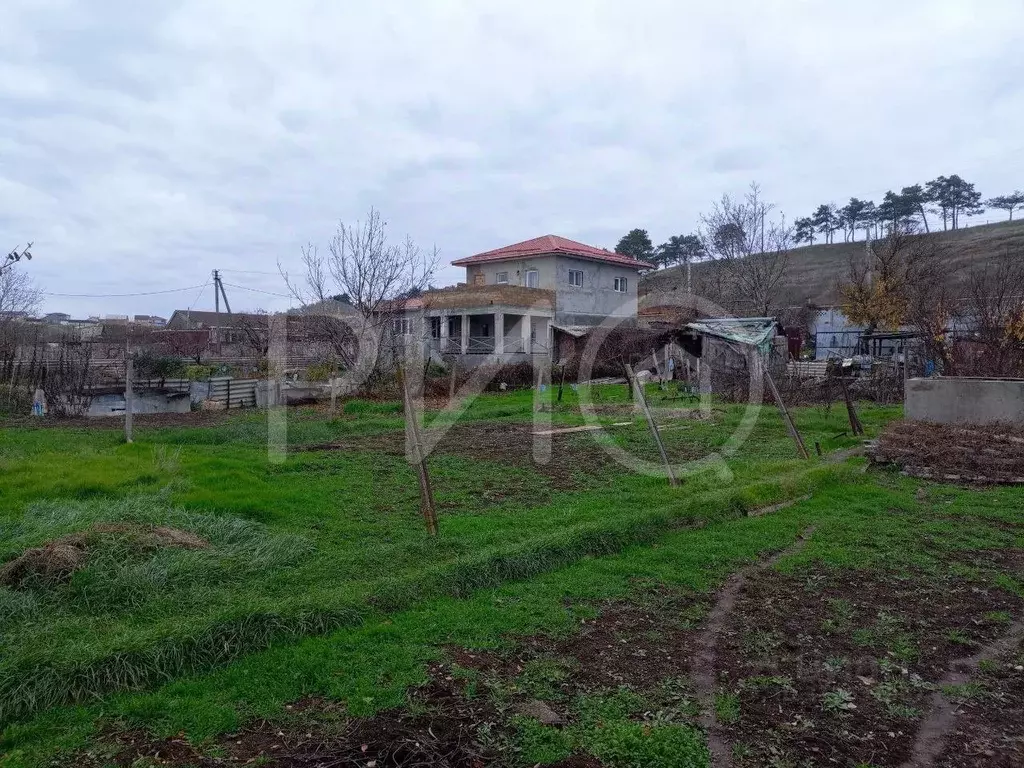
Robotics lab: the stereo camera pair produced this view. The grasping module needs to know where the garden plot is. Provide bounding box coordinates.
[874,420,1024,483]
[1,391,884,730]
[32,476,1022,768]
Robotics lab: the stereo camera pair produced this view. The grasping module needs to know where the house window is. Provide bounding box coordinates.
[525,269,539,288]
[568,269,583,287]
[392,317,412,335]
[429,317,441,339]
[613,276,628,293]
[495,271,509,284]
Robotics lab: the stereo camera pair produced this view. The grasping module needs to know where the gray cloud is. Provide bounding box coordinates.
[1,0,1022,317]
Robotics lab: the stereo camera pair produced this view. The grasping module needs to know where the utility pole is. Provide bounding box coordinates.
[212,270,232,315]
[2,243,33,275]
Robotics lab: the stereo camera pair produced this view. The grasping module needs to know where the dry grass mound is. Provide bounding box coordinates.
[0,523,208,589]
[873,420,1024,483]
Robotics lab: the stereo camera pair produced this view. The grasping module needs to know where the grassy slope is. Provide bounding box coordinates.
[0,390,898,725]
[641,218,1024,307]
[3,469,1022,766]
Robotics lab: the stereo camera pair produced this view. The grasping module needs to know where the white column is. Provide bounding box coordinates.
[522,313,531,354]
[495,312,504,355]
[461,313,469,354]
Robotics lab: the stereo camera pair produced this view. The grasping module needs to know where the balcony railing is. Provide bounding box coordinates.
[467,336,495,354]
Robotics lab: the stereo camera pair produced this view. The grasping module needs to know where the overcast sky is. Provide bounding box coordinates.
[2,1,1022,318]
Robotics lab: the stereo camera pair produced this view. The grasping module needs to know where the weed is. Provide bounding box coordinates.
[516,658,572,701]
[823,656,847,673]
[740,675,795,694]
[941,682,985,702]
[575,688,647,726]
[511,716,573,766]
[822,688,856,714]
[743,629,783,659]
[582,720,709,768]
[944,629,976,647]
[714,692,741,724]
[983,610,1011,625]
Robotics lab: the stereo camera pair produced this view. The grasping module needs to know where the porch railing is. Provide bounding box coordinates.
[467,336,495,354]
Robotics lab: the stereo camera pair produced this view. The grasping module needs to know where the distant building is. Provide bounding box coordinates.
[133,315,167,327]
[43,312,71,324]
[394,234,652,363]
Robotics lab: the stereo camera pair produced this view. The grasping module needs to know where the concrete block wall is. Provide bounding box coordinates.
[905,377,1024,426]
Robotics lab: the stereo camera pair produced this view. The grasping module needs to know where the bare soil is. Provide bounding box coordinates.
[932,637,1024,767]
[82,676,498,767]
[874,421,1024,483]
[302,421,624,489]
[715,562,1023,767]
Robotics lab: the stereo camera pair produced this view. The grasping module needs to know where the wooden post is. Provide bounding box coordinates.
[329,364,338,414]
[625,363,679,486]
[124,357,134,443]
[839,376,864,436]
[763,364,809,459]
[557,364,566,403]
[651,348,666,391]
[400,368,439,536]
[448,360,457,402]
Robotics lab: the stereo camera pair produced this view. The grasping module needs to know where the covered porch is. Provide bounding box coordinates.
[425,310,552,358]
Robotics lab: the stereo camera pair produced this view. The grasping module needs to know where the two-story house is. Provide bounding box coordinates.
[401,235,652,363]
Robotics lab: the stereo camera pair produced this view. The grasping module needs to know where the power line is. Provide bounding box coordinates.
[187,278,210,311]
[42,284,206,298]
[221,281,291,298]
[219,268,281,276]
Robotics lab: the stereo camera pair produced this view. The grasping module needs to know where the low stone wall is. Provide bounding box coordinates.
[905,377,1024,426]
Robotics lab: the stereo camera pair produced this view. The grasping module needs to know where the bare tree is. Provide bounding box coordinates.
[698,183,792,316]
[42,333,96,417]
[235,311,271,363]
[152,329,211,365]
[839,230,952,358]
[0,264,42,383]
[957,250,1024,376]
[281,208,439,379]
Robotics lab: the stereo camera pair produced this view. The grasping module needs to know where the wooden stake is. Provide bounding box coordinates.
[625,363,679,486]
[763,365,809,459]
[400,368,438,536]
[557,363,566,403]
[651,348,666,391]
[839,376,864,436]
[329,364,338,414]
[448,360,457,402]
[124,357,134,444]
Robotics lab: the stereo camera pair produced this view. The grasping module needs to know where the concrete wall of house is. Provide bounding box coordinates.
[464,254,638,327]
[465,255,558,291]
[552,256,637,326]
[905,377,1024,427]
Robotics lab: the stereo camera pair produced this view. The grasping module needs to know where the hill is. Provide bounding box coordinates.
[640,218,1024,309]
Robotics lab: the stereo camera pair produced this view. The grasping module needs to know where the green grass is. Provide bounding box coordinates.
[0,387,915,763]
[0,456,1021,766]
[0,389,897,726]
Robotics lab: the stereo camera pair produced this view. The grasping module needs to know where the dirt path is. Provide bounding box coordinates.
[689,526,816,767]
[901,619,1024,768]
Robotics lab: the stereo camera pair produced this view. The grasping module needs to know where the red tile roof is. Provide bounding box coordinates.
[452,235,653,269]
